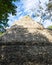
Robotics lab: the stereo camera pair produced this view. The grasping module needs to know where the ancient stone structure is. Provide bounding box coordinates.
[0,16,52,65]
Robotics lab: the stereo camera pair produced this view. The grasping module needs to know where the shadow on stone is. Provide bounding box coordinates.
[0,25,52,65]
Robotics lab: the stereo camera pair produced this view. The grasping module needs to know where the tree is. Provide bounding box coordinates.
[40,0,52,22]
[48,0,52,11]
[32,0,52,25]
[48,25,52,30]
[0,0,19,32]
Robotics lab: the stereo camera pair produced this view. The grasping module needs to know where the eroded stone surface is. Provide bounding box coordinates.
[0,16,52,44]
[0,16,52,65]
[0,44,52,65]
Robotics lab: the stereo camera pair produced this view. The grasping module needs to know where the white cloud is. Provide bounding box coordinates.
[21,0,49,12]
[21,0,39,12]
[40,0,49,3]
[8,0,51,28]
[43,20,52,28]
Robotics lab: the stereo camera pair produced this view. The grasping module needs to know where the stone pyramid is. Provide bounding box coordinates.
[0,16,52,65]
[0,16,52,44]
[12,16,44,29]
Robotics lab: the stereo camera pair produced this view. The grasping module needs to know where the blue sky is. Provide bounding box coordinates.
[8,0,52,28]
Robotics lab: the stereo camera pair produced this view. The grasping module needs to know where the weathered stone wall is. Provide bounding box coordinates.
[0,16,52,65]
[0,43,52,65]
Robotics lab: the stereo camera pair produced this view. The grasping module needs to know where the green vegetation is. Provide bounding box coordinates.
[0,32,3,35]
[0,32,3,36]
[0,0,19,31]
[0,0,52,31]
[47,1,52,11]
[48,25,52,30]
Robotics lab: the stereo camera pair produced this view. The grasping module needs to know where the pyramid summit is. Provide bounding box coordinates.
[12,16,44,29]
[0,16,52,44]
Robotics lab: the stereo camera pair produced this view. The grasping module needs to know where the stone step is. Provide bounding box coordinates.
[0,44,52,65]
